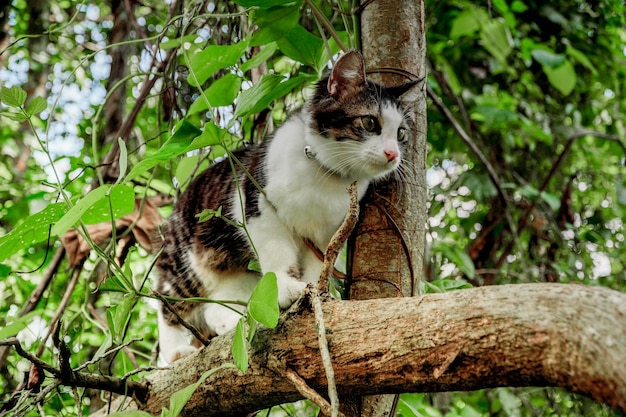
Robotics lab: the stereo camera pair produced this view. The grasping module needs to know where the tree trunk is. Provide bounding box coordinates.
[93,284,626,416]
[346,0,427,415]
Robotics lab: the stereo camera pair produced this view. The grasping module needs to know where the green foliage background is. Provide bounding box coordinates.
[0,0,624,415]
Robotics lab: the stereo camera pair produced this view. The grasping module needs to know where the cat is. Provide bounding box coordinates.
[155,51,416,363]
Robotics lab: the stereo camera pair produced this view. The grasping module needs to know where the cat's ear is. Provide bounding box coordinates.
[327,51,367,99]
[387,79,420,99]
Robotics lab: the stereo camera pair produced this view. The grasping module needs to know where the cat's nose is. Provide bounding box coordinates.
[384,149,398,162]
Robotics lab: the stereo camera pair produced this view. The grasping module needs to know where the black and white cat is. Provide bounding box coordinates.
[155,51,415,363]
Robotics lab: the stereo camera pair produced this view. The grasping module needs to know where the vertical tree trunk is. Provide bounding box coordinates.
[345,0,427,415]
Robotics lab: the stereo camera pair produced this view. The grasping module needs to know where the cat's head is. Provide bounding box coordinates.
[306,50,417,182]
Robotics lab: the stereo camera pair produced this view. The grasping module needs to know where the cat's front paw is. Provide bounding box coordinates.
[277,277,307,308]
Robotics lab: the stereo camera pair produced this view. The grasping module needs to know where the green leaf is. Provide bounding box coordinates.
[0,86,27,107]
[246,313,258,342]
[234,74,311,118]
[116,138,128,183]
[450,8,488,39]
[531,48,565,67]
[248,272,279,328]
[232,0,302,8]
[241,43,278,72]
[511,0,528,12]
[247,258,262,273]
[125,120,202,182]
[187,42,246,88]
[479,18,513,64]
[196,206,222,223]
[186,122,223,150]
[277,25,323,67]
[25,96,47,116]
[52,187,109,235]
[0,203,67,263]
[424,278,472,294]
[164,364,237,417]
[0,264,10,278]
[106,293,138,340]
[0,311,40,339]
[188,74,242,115]
[0,111,28,122]
[51,184,135,236]
[80,184,135,225]
[566,44,597,74]
[250,5,300,46]
[542,60,577,96]
[472,106,518,126]
[232,318,249,373]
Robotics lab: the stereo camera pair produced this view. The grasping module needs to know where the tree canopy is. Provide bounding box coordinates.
[0,0,624,416]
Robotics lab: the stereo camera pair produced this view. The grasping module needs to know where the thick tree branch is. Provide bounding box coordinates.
[93,283,626,416]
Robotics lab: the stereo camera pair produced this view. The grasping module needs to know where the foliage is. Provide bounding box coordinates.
[0,0,624,416]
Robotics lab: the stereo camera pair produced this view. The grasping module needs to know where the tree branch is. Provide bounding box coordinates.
[92,283,626,416]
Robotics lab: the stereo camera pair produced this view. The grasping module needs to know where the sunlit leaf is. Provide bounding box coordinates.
[241,43,278,72]
[531,48,565,67]
[0,86,27,107]
[248,272,279,328]
[25,96,47,116]
[0,311,40,339]
[479,18,513,64]
[450,8,488,39]
[125,120,202,182]
[542,59,576,96]
[164,364,236,417]
[188,74,242,115]
[106,293,138,340]
[79,184,135,225]
[234,74,311,118]
[0,203,67,262]
[232,318,249,373]
[187,42,246,87]
[116,138,128,183]
[250,5,300,46]
[277,25,323,67]
[0,111,28,122]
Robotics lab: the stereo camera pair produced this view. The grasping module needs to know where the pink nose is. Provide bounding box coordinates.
[384,149,398,162]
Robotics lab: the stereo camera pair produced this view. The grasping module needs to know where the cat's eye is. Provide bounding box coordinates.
[361,116,379,132]
[398,127,408,142]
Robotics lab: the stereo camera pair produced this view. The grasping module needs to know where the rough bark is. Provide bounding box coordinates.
[347,0,427,414]
[93,284,626,416]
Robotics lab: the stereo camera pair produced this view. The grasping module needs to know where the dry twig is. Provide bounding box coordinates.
[317,182,360,293]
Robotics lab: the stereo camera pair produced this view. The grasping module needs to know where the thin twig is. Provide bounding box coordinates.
[284,368,340,417]
[268,354,345,417]
[306,0,348,53]
[312,289,341,417]
[0,338,60,376]
[74,337,143,372]
[318,182,359,293]
[154,293,211,346]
